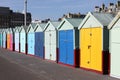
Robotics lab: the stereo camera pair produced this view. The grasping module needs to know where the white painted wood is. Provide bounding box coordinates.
[15,33,19,51]
[45,23,56,31]
[59,20,73,30]
[50,31,56,61]
[110,28,120,79]
[81,15,102,28]
[45,31,51,60]
[45,30,57,61]
[110,43,120,78]
[44,21,59,61]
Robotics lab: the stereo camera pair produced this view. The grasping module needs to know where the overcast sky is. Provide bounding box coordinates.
[0,0,116,20]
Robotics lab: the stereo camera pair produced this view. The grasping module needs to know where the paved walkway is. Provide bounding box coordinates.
[0,48,119,80]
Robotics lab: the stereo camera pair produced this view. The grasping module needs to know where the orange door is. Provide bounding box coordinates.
[7,34,10,49]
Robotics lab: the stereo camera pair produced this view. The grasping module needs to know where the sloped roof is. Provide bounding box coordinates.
[3,29,7,33]
[14,26,21,32]
[58,18,84,29]
[39,23,46,30]
[108,12,120,29]
[20,26,29,32]
[92,12,114,26]
[78,12,114,29]
[44,21,60,31]
[0,29,4,32]
[34,23,46,32]
[31,23,37,29]
[66,18,83,27]
[6,28,13,33]
[14,26,19,32]
[51,21,61,28]
[1,29,4,33]
[18,27,22,32]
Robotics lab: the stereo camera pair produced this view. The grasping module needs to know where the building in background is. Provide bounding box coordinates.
[58,13,86,21]
[0,7,31,28]
[94,1,120,14]
[0,7,10,28]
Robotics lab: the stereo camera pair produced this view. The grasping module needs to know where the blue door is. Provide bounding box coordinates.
[35,32,44,58]
[59,31,67,63]
[66,30,74,65]
[28,33,35,55]
[0,34,2,47]
[20,33,26,53]
[59,30,74,65]
[3,32,6,48]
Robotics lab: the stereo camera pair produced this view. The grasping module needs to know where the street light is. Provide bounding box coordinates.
[24,0,27,26]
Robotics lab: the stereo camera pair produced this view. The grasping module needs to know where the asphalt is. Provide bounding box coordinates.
[0,48,120,80]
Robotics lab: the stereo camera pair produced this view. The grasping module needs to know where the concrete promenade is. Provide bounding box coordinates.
[0,48,119,80]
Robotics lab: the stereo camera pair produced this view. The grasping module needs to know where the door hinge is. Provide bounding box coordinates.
[90,33,92,36]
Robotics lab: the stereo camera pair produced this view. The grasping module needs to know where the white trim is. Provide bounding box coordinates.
[57,18,74,30]
[78,12,103,29]
[44,21,51,31]
[34,23,44,32]
[108,12,120,29]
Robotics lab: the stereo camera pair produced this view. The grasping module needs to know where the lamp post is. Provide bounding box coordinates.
[24,0,27,26]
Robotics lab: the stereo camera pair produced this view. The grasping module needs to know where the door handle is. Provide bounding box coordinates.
[87,61,90,64]
[88,45,91,49]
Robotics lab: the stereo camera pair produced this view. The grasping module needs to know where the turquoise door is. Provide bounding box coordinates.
[28,33,35,55]
[0,34,1,47]
[20,33,26,53]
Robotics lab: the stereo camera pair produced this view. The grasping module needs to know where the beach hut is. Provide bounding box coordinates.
[34,23,46,58]
[20,26,28,54]
[57,18,83,67]
[44,21,60,61]
[2,29,7,48]
[108,12,120,79]
[78,12,114,74]
[14,26,21,52]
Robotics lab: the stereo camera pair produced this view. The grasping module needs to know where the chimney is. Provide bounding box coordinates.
[117,1,120,7]
[95,6,100,12]
[102,3,105,10]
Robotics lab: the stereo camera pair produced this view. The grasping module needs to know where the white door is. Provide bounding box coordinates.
[15,33,19,51]
[45,31,51,60]
[50,31,56,61]
[110,28,120,78]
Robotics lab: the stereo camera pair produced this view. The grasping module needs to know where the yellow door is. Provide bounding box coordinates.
[80,27,102,72]
[80,28,91,69]
[91,27,102,71]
